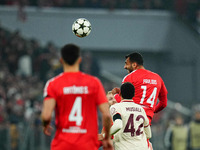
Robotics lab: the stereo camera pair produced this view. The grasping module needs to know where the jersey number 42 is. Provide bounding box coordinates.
[124,114,145,137]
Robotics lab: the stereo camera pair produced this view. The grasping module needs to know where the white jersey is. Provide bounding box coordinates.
[110,99,151,150]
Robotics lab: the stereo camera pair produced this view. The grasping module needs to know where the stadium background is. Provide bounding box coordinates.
[0,1,200,150]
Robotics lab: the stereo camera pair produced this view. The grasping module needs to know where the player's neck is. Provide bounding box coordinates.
[63,65,79,72]
[136,65,145,70]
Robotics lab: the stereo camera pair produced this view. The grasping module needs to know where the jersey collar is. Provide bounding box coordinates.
[121,99,134,102]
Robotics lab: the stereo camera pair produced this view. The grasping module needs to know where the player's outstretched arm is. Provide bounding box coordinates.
[41,98,56,136]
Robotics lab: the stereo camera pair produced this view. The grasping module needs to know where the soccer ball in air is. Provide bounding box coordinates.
[72,18,91,38]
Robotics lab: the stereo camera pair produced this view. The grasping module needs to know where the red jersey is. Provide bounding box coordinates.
[119,69,168,123]
[43,72,108,150]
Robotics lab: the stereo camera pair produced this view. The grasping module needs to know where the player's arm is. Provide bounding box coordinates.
[98,102,112,140]
[109,105,123,135]
[110,113,122,135]
[143,109,152,139]
[96,78,113,150]
[111,87,122,103]
[155,94,167,113]
[41,98,56,136]
[144,125,151,139]
[111,87,120,95]
[154,80,168,113]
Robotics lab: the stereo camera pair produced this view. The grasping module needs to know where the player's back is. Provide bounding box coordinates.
[44,71,106,150]
[122,69,167,119]
[111,101,149,150]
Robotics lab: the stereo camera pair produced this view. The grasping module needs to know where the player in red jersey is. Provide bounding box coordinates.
[112,52,168,150]
[112,52,168,125]
[41,44,113,150]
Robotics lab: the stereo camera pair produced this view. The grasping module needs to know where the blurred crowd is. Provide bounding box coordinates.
[0,0,199,11]
[0,0,200,34]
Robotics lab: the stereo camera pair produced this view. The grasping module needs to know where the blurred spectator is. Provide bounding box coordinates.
[164,114,188,150]
[188,104,200,150]
[10,124,19,150]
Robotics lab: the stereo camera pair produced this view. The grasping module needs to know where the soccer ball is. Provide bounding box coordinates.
[72,18,91,38]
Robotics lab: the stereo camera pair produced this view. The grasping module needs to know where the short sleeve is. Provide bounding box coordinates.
[43,79,57,101]
[159,78,168,97]
[110,104,120,119]
[95,78,108,105]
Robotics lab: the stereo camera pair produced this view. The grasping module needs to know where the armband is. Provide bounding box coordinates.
[113,113,122,121]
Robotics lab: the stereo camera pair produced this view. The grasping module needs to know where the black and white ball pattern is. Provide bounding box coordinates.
[72,18,91,38]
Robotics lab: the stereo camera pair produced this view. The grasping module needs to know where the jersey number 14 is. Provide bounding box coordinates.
[140,86,157,107]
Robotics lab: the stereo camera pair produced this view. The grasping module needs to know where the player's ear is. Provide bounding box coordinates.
[78,57,82,64]
[60,58,63,64]
[132,62,137,68]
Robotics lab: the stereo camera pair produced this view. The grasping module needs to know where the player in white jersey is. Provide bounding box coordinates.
[110,82,151,150]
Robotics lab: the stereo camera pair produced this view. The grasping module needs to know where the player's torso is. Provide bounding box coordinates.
[113,102,148,149]
[123,69,162,113]
[51,72,99,144]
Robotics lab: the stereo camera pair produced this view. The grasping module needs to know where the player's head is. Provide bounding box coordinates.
[106,91,117,106]
[120,82,135,99]
[61,43,81,66]
[124,52,143,73]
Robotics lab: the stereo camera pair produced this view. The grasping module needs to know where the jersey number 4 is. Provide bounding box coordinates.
[124,114,145,136]
[69,97,83,126]
[140,86,157,107]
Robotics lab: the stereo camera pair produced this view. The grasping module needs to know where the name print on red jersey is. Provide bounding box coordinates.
[63,85,89,94]
[143,79,157,85]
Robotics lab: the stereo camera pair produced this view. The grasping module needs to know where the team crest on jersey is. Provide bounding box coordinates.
[110,107,116,116]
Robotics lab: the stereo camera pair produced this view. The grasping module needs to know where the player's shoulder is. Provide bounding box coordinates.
[81,72,98,79]
[145,69,162,78]
[45,73,64,85]
[110,102,121,108]
[110,103,122,115]
[122,70,137,81]
[81,72,102,84]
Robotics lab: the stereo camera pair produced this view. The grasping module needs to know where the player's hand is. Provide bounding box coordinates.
[43,125,53,136]
[102,138,113,150]
[112,87,120,94]
[98,133,104,141]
